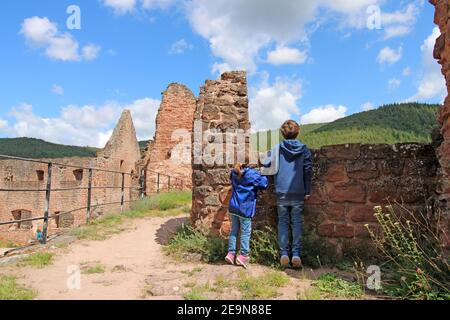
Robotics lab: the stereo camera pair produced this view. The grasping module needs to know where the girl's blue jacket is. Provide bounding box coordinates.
[228,167,269,219]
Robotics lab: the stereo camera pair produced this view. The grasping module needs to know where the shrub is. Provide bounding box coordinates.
[250,226,279,267]
[164,224,227,263]
[368,205,450,300]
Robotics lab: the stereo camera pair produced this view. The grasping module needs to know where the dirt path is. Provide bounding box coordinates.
[0,215,317,300]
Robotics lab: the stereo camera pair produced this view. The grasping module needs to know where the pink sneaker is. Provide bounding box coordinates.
[225,252,235,265]
[236,255,250,269]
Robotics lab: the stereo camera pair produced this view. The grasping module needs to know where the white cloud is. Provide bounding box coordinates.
[266,46,307,65]
[408,27,446,102]
[402,66,412,76]
[388,78,401,90]
[301,105,347,124]
[52,85,64,95]
[361,102,375,111]
[381,3,420,40]
[82,44,101,60]
[20,16,101,62]
[377,46,402,65]
[7,98,160,147]
[184,0,390,73]
[249,73,302,131]
[103,0,137,15]
[169,39,193,54]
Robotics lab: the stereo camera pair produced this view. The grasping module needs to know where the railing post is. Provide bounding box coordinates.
[86,169,93,224]
[168,176,171,191]
[42,162,52,244]
[140,169,146,199]
[157,173,160,194]
[120,172,125,213]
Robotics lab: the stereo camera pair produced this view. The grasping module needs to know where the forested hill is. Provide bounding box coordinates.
[0,138,98,159]
[255,103,440,150]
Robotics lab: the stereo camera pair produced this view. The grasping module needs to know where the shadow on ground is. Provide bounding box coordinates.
[155,216,189,245]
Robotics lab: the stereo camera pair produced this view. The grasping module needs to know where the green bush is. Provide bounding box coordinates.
[368,205,450,300]
[164,224,227,263]
[250,226,279,267]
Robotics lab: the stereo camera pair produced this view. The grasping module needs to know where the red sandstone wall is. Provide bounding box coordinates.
[191,71,250,235]
[143,83,197,192]
[255,143,438,257]
[430,0,450,248]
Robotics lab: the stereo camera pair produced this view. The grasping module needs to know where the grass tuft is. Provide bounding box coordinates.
[18,252,54,268]
[0,275,37,300]
[313,273,363,299]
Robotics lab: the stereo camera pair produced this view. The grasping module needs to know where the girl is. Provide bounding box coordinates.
[225,164,269,269]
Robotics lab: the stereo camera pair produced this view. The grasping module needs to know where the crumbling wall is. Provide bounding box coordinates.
[191,71,250,235]
[430,0,450,248]
[142,83,196,193]
[0,110,141,245]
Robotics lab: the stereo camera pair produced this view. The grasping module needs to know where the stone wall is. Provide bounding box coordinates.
[190,70,440,257]
[0,110,141,245]
[430,0,450,249]
[191,71,250,236]
[142,83,196,193]
[255,143,438,257]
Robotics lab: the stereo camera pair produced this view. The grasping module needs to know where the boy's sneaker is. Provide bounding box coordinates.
[225,252,235,265]
[236,255,250,269]
[280,255,290,268]
[292,256,303,268]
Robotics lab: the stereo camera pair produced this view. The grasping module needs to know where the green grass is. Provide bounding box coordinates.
[237,271,290,300]
[297,287,322,300]
[18,252,54,268]
[0,275,37,300]
[313,273,363,299]
[70,191,192,241]
[183,272,289,300]
[183,283,212,300]
[81,263,106,274]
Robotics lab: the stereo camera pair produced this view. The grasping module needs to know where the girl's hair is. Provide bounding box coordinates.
[234,163,246,179]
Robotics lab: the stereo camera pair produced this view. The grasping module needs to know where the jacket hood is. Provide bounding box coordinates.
[280,140,306,160]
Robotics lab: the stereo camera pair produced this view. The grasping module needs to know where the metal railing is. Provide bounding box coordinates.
[0,154,188,244]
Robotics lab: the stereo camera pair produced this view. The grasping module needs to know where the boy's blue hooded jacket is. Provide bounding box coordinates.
[263,140,313,200]
[229,167,269,219]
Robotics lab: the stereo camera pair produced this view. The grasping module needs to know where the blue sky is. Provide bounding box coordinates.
[0,0,445,147]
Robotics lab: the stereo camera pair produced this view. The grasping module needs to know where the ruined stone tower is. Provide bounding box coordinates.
[191,71,250,235]
[143,83,197,192]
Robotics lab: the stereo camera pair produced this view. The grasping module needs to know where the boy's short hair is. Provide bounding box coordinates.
[280,120,300,139]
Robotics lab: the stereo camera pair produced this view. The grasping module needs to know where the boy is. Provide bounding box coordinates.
[262,120,313,268]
